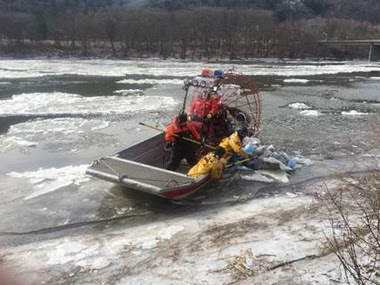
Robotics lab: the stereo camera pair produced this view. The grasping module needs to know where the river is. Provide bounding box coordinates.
[0,59,379,284]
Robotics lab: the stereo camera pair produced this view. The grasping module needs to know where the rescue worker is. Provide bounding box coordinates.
[189,92,220,120]
[189,90,222,142]
[165,113,202,171]
[187,146,227,179]
[219,127,250,160]
[189,67,223,120]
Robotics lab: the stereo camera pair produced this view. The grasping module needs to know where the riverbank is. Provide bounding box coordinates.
[0,40,368,62]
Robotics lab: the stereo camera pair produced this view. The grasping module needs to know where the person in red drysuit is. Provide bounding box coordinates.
[188,92,222,141]
[189,93,220,120]
[165,113,202,171]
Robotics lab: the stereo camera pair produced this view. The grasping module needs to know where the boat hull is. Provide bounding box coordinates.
[86,133,211,200]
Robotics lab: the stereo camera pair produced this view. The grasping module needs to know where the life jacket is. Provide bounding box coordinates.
[165,117,201,143]
[187,152,227,179]
[219,131,248,159]
[210,157,226,179]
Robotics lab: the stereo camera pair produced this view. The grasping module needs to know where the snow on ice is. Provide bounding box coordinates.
[1,59,380,79]
[2,194,345,285]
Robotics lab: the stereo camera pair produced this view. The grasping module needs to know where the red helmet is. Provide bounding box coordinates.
[201,68,213,77]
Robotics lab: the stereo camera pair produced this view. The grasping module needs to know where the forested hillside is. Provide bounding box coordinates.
[0,0,379,59]
[149,0,380,24]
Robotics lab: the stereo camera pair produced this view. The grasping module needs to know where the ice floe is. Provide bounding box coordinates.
[283,79,310,84]
[3,136,38,148]
[116,78,184,85]
[288,102,312,110]
[7,164,90,200]
[0,92,177,116]
[112,89,143,95]
[299,110,322,116]
[341,110,369,116]
[0,118,110,151]
[9,118,109,135]
[286,192,298,198]
[241,170,290,183]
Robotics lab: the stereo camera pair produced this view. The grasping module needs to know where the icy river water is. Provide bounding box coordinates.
[0,59,380,284]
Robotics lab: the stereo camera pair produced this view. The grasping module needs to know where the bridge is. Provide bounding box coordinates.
[321,40,380,61]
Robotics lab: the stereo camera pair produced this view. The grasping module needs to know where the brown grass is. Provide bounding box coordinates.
[318,171,380,285]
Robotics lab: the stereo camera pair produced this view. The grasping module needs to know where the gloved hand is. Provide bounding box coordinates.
[164,142,173,151]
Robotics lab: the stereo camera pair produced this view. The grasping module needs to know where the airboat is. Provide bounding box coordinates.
[86,70,262,200]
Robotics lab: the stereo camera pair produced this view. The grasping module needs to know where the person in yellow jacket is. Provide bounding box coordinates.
[219,127,250,159]
[187,146,227,179]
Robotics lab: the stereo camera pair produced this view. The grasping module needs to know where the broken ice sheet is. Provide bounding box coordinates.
[241,170,289,183]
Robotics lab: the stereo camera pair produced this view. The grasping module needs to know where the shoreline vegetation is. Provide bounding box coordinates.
[1,0,380,60]
[0,40,374,61]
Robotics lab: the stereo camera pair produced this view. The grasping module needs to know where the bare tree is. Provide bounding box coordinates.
[1,1,380,59]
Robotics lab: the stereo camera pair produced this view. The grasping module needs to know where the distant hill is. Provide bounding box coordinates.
[0,0,378,23]
[147,0,379,23]
[0,0,147,12]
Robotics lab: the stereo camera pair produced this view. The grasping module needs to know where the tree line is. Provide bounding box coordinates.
[0,1,379,59]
